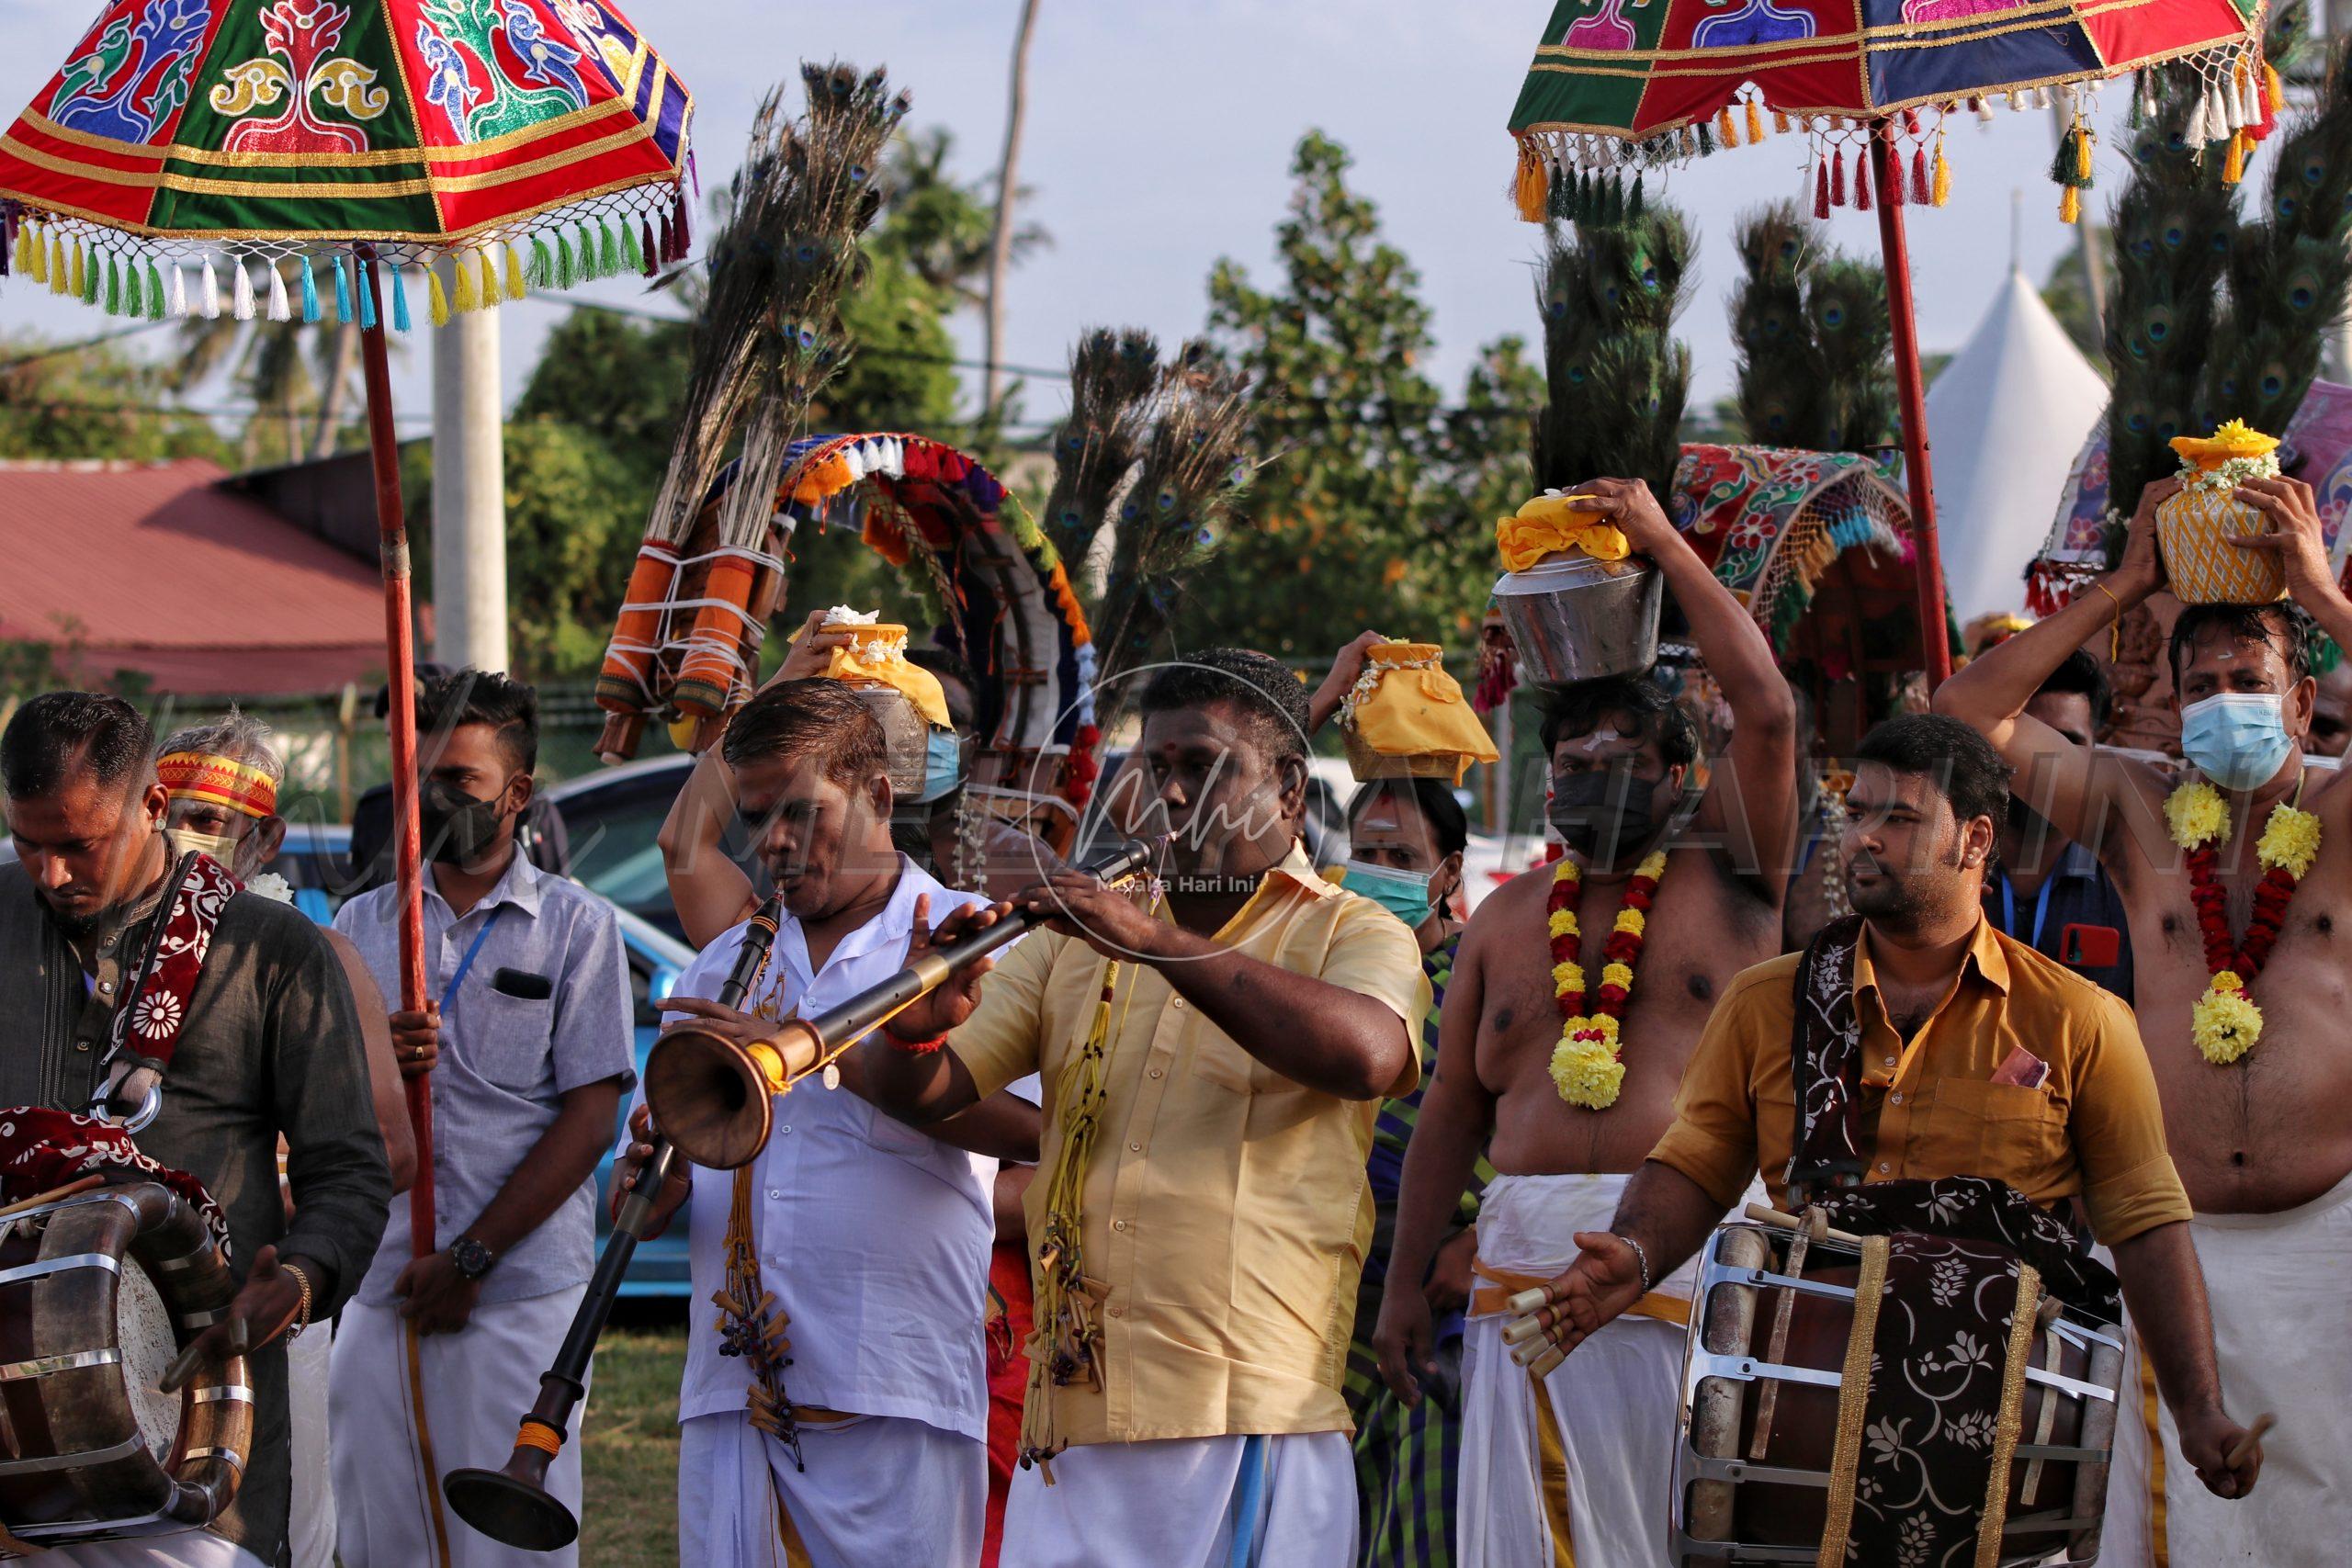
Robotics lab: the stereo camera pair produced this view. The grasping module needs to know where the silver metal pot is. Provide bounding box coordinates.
[1491,552,1663,684]
[844,682,931,797]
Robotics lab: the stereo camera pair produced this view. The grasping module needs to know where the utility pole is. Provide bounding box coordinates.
[430,305,509,674]
[983,0,1041,420]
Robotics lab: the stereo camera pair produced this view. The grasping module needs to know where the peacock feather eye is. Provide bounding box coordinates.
[2277,194,2301,221]
[2160,220,2188,250]
[2301,155,2328,188]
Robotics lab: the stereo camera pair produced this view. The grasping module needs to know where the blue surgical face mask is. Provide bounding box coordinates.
[1343,860,1436,929]
[913,730,967,806]
[2180,692,2298,793]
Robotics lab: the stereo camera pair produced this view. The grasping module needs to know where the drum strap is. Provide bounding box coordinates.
[1784,915,1869,1202]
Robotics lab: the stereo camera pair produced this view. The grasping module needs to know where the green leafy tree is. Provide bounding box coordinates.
[0,335,230,463]
[1195,131,1537,653]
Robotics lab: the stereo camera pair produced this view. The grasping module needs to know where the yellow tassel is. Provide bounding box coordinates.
[2075,121,2092,182]
[69,241,85,300]
[2222,128,2247,185]
[48,233,66,295]
[18,224,38,284]
[1717,106,1740,147]
[1513,141,1548,224]
[2265,63,2286,112]
[477,247,501,306]
[1932,140,1951,207]
[503,242,526,300]
[2061,184,2081,224]
[1747,96,1767,143]
[451,253,479,312]
[1774,110,1792,134]
[428,264,453,327]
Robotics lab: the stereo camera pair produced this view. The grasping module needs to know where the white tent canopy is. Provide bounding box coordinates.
[1925,266,2108,624]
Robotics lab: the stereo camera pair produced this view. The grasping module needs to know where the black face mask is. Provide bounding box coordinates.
[419,777,509,867]
[1547,771,1666,864]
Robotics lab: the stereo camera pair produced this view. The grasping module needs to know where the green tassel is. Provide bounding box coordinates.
[103,253,120,315]
[81,245,99,305]
[528,236,553,289]
[1629,173,1645,218]
[619,220,644,275]
[145,259,164,319]
[1698,120,1717,156]
[577,221,601,279]
[125,257,141,318]
[1604,172,1624,224]
[2049,130,2075,187]
[597,220,620,278]
[556,231,577,289]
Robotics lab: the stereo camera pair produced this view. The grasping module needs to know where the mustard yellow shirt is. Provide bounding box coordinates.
[948,844,1429,1444]
[1649,917,2191,1246]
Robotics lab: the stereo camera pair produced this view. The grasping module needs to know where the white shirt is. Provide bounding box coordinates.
[644,856,995,1440]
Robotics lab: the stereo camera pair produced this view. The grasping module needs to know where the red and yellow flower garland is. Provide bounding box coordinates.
[1545,850,1669,1108]
[2165,780,2321,1065]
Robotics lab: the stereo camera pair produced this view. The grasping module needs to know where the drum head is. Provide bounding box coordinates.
[115,1258,182,1463]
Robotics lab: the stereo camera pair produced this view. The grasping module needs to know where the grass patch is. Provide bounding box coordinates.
[580,1303,689,1567]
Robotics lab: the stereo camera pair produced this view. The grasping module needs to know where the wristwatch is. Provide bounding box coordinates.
[448,1236,496,1280]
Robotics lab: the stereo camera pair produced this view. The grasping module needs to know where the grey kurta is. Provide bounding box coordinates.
[0,858,391,1562]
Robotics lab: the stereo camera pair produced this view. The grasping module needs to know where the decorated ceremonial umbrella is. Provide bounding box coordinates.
[1507,0,2267,687]
[0,0,692,1264]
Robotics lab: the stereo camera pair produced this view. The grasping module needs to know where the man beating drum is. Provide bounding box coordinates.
[1518,714,2263,1559]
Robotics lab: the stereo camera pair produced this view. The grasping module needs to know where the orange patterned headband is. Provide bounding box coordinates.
[155,751,277,820]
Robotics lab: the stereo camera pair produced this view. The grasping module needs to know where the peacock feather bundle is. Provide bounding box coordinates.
[1807,258,1897,453]
[2102,66,2239,523]
[1091,341,1257,702]
[1042,327,1161,566]
[1531,208,1692,499]
[1730,202,1827,449]
[646,63,907,555]
[2204,39,2352,439]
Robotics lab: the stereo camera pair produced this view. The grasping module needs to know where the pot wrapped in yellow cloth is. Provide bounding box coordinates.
[2156,420,2289,605]
[820,621,954,729]
[1340,641,1501,784]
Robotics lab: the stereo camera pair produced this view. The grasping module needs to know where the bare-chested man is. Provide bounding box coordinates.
[1936,472,2352,1565]
[1374,476,1796,1567]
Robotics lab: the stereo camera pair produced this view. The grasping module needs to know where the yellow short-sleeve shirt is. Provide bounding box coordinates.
[948,844,1429,1445]
[1648,917,2191,1246]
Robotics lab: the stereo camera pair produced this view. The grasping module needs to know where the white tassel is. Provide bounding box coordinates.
[168,264,187,318]
[232,257,254,321]
[1975,97,1996,124]
[200,257,220,319]
[2241,69,2263,125]
[266,261,290,321]
[2222,76,2246,131]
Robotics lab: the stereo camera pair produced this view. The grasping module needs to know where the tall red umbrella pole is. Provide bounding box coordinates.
[356,246,435,1259]
[1872,119,1955,692]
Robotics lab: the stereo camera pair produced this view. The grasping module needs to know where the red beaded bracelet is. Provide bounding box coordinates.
[891,1032,947,1055]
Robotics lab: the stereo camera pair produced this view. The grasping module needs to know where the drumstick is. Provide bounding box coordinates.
[0,1174,103,1223]
[1744,1202,1864,1249]
[2225,1414,2275,1469]
[161,1315,248,1393]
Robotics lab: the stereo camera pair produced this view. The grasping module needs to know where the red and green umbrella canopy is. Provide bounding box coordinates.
[1508,0,2268,219]
[0,0,692,325]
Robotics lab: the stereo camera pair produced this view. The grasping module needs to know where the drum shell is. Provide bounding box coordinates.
[1675,1222,2123,1567]
[0,1183,247,1548]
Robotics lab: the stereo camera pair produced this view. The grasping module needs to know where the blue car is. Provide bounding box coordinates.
[270,824,697,1299]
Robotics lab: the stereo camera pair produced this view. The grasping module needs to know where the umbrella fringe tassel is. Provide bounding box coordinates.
[392,265,413,333]
[429,264,453,327]
[266,259,290,321]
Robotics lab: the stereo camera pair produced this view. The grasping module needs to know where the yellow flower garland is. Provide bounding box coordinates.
[2165,779,2322,1066]
[1544,850,1668,1110]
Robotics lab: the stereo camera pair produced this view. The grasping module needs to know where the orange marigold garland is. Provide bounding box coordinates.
[1546,850,1669,1108]
[2165,779,2321,1065]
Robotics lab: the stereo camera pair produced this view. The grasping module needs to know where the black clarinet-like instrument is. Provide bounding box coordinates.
[443,894,786,1551]
[645,836,1160,1169]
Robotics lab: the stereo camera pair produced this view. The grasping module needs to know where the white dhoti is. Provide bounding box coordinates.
[677,1409,983,1568]
[1460,1171,1725,1568]
[329,1285,588,1568]
[998,1430,1354,1568]
[2098,1169,2352,1568]
[40,1535,265,1567]
[284,1318,336,1568]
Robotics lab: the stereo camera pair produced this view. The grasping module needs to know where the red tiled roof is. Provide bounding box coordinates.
[0,457,424,695]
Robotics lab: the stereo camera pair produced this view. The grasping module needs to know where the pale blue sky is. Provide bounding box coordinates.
[0,0,2131,434]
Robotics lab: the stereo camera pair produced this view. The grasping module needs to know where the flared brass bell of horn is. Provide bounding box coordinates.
[642,1016,822,1169]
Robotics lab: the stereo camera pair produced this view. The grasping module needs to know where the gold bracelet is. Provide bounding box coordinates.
[2094,581,2124,662]
[282,1260,315,1341]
